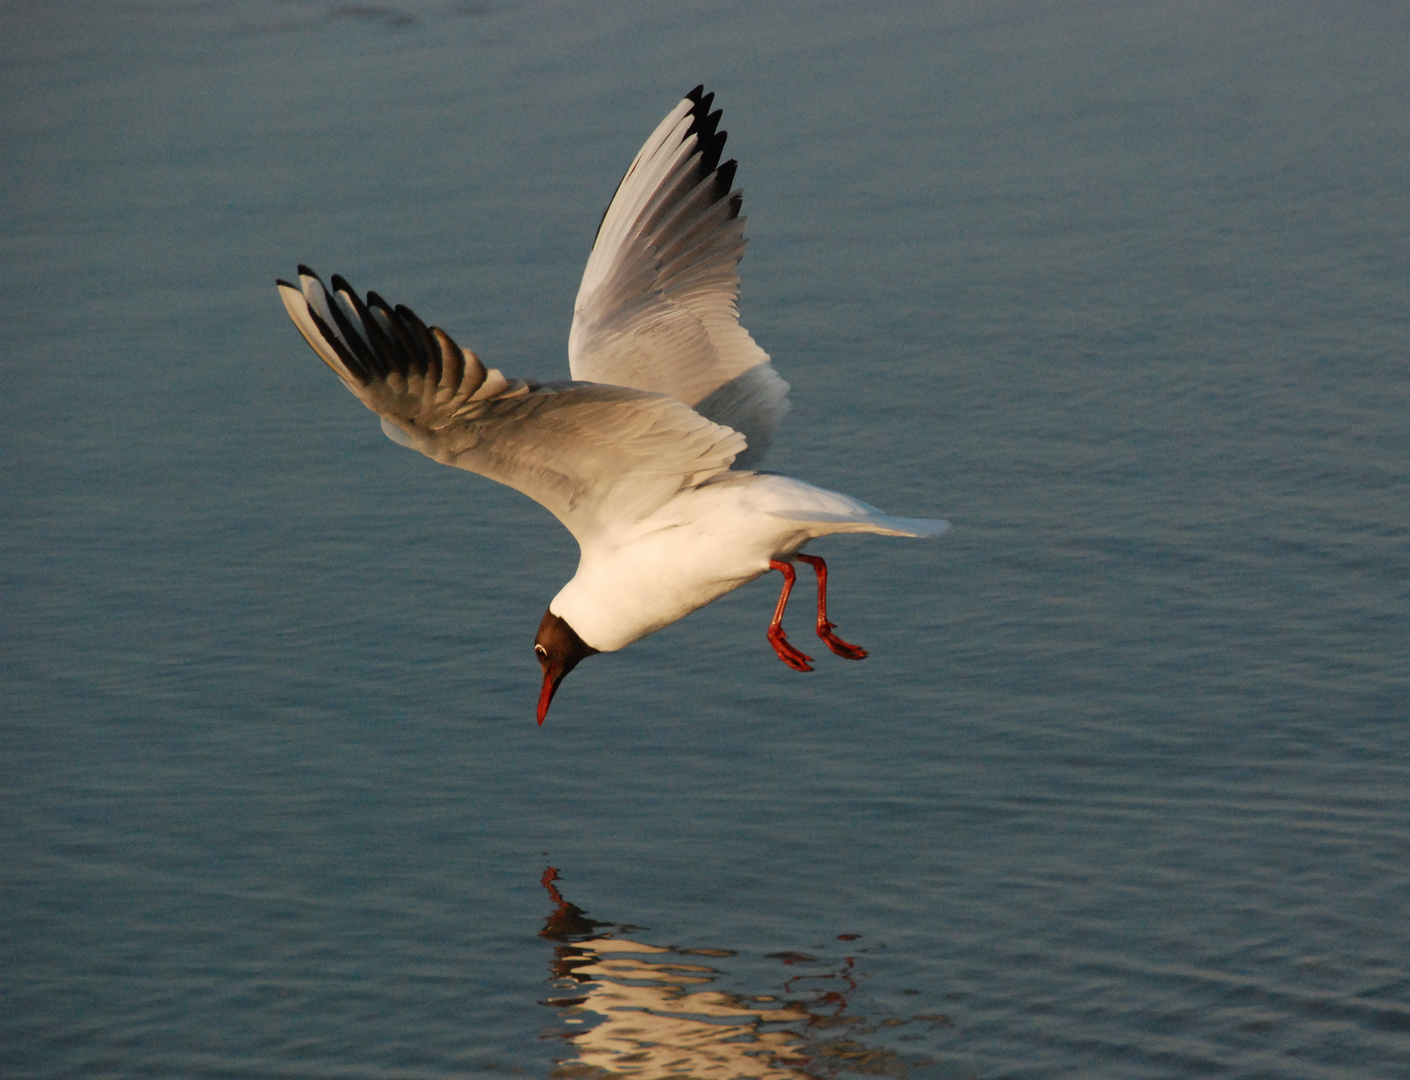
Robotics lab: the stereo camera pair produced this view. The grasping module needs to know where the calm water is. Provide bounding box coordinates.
[4,2,1409,1077]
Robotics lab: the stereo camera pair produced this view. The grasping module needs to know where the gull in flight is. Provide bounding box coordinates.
[279,86,948,723]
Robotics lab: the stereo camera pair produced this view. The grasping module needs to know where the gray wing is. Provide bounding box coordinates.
[279,268,746,543]
[568,86,789,468]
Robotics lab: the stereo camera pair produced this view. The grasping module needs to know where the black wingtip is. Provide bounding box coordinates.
[276,278,295,289]
[683,88,729,177]
[394,302,432,342]
[679,88,741,219]
[589,86,740,246]
[296,263,318,279]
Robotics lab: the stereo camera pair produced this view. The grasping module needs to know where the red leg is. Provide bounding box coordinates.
[795,553,868,660]
[767,559,813,672]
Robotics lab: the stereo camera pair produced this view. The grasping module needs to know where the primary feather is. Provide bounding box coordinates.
[569,86,789,466]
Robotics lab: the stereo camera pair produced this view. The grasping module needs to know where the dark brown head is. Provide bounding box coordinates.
[534,609,598,725]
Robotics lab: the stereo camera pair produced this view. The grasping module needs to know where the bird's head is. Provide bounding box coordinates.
[534,610,598,725]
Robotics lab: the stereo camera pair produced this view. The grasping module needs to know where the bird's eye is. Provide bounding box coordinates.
[535,644,547,660]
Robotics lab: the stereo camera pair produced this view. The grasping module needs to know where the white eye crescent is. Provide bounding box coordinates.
[535,644,548,660]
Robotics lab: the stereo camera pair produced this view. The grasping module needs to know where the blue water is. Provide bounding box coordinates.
[4,2,1409,1077]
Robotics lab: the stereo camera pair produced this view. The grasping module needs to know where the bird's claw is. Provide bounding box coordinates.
[768,627,814,672]
[818,620,868,660]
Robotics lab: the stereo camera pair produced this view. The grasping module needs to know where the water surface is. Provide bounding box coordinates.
[4,2,1409,1077]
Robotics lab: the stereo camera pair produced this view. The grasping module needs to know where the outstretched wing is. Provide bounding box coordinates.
[568,86,789,467]
[280,268,746,542]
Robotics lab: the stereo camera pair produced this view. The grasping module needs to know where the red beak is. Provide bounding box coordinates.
[537,664,564,725]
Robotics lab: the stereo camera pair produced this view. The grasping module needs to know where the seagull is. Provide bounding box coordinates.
[278,86,948,724]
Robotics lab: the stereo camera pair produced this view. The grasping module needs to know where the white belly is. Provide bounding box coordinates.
[548,477,821,651]
[546,472,941,652]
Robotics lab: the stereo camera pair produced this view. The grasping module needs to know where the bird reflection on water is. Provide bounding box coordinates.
[538,869,949,1078]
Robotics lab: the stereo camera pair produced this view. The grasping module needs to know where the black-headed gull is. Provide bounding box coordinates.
[279,87,948,723]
